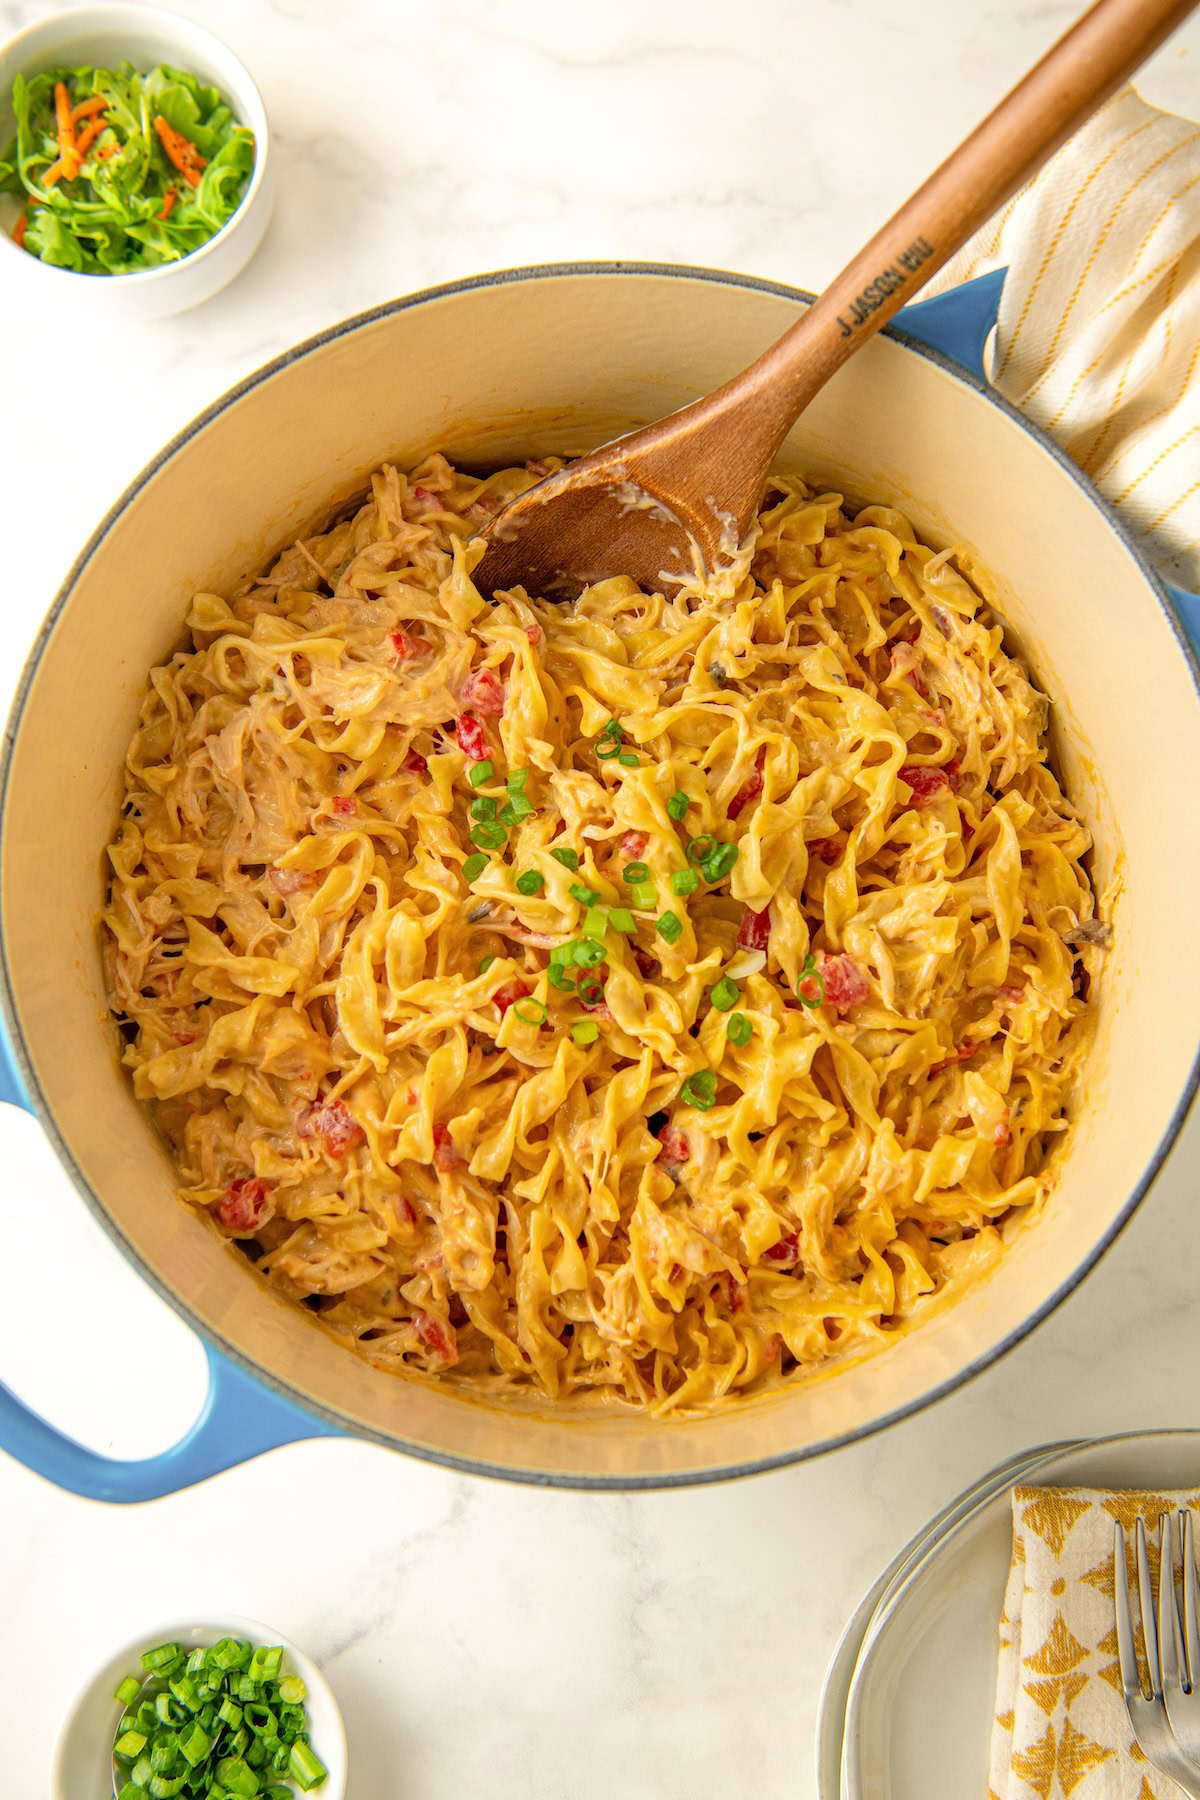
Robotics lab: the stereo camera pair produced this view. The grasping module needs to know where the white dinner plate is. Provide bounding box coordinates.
[837,1431,1200,1799]
[814,1440,1080,1800]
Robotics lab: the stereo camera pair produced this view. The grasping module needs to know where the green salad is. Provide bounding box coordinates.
[0,61,254,273]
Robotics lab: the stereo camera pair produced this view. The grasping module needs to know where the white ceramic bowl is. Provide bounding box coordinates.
[0,3,273,320]
[52,1613,347,1799]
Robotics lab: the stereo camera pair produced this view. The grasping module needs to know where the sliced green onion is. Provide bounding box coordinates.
[572,938,607,969]
[500,794,535,825]
[571,1020,600,1046]
[798,952,826,1009]
[597,718,624,742]
[577,976,606,1007]
[513,998,548,1025]
[727,1012,754,1046]
[548,943,571,967]
[142,1645,183,1674]
[115,1730,148,1759]
[685,834,716,866]
[609,908,636,933]
[115,1678,143,1708]
[656,911,683,944]
[618,751,639,767]
[216,1759,260,1798]
[667,790,691,821]
[179,1723,212,1767]
[700,841,739,883]
[507,768,528,794]
[479,955,496,974]
[569,882,600,907]
[547,962,576,991]
[671,868,699,896]
[277,1678,306,1705]
[210,1641,249,1672]
[288,1740,329,1792]
[515,869,544,896]
[470,821,506,850]
[629,881,657,909]
[469,794,498,822]
[462,853,488,882]
[680,1070,718,1110]
[623,861,651,883]
[710,976,739,1011]
[550,846,580,870]
[595,740,622,760]
[468,760,494,788]
[248,1648,282,1683]
[584,906,608,938]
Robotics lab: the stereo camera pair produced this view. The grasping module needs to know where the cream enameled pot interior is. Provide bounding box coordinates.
[5,268,1198,1482]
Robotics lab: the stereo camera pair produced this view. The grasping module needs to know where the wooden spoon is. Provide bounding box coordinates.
[475,0,1194,600]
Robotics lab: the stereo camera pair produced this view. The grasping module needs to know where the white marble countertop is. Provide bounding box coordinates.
[2,1,1198,1794]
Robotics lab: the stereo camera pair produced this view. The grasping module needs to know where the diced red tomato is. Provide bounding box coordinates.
[655,1124,690,1166]
[526,623,543,645]
[718,1274,746,1314]
[403,749,429,777]
[410,485,435,502]
[332,795,356,816]
[808,836,843,866]
[433,1122,464,1171]
[728,748,766,819]
[393,1195,418,1228]
[215,1177,273,1234]
[389,630,429,662]
[819,952,869,1016]
[462,668,506,715]
[413,1311,459,1366]
[763,1230,800,1267]
[270,867,317,897]
[619,831,648,859]
[930,1042,979,1076]
[899,764,953,808]
[298,1096,365,1157]
[456,712,489,760]
[494,980,532,1016]
[737,906,771,951]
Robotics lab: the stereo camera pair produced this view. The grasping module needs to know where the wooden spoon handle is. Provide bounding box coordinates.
[738,0,1195,434]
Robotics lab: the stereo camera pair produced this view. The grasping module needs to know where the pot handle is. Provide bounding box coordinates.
[896,271,1200,652]
[0,1036,339,1502]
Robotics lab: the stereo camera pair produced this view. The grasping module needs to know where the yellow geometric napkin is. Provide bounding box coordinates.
[924,87,1200,592]
[990,1486,1200,1800]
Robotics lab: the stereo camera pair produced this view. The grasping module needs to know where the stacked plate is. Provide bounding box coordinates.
[816,1430,1200,1799]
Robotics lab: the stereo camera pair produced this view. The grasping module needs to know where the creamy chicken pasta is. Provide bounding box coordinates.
[103,456,1103,1412]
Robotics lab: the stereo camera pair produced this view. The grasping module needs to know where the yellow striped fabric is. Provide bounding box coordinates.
[926,88,1200,592]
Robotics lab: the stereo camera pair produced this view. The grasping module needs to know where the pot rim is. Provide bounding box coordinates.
[4,259,1198,1489]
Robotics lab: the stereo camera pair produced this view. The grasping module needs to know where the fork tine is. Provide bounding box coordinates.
[1138,1517,1164,1697]
[1116,1523,1143,1698]
[1159,1512,1184,1692]
[1184,1511,1200,1692]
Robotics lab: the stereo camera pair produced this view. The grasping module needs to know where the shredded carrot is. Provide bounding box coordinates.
[96,142,120,161]
[158,186,178,221]
[71,94,108,123]
[74,118,108,160]
[53,79,81,180]
[43,158,65,188]
[153,114,207,188]
[12,212,28,248]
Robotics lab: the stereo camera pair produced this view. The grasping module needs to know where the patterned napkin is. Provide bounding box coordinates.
[989,1486,1200,1800]
[924,86,1200,592]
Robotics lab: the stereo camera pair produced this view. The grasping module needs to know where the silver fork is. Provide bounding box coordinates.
[1114,1518,1200,1798]
[1161,1511,1200,1766]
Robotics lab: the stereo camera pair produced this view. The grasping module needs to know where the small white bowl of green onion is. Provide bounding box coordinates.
[0,4,273,318]
[52,1616,347,1800]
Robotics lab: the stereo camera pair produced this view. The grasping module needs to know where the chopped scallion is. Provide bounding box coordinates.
[468,760,494,788]
[572,938,607,969]
[727,1012,753,1046]
[700,841,739,883]
[628,881,657,909]
[569,881,600,907]
[479,955,496,974]
[667,790,691,821]
[609,908,636,933]
[578,975,605,1007]
[500,794,535,825]
[623,861,651,883]
[618,751,639,766]
[515,869,544,896]
[507,768,528,794]
[685,834,716,866]
[571,1019,600,1046]
[462,853,488,882]
[550,847,580,871]
[710,976,739,1012]
[595,740,622,760]
[679,1070,718,1110]
[513,998,548,1025]
[583,906,608,938]
[115,1678,143,1708]
[671,868,699,896]
[469,795,498,822]
[656,911,683,944]
[470,821,506,850]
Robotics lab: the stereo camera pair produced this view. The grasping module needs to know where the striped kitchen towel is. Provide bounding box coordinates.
[924,86,1200,593]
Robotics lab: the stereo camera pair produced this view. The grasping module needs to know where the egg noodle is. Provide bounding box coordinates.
[103,455,1103,1414]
